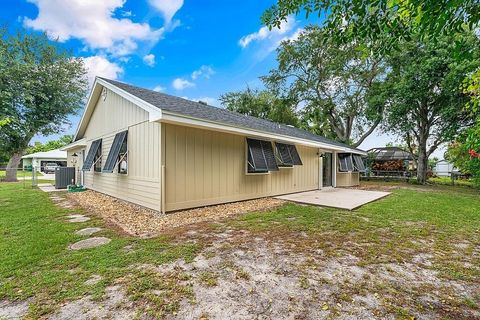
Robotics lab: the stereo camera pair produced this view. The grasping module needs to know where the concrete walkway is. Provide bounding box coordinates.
[275,188,390,210]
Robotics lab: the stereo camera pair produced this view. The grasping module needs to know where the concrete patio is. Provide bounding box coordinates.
[275,188,390,210]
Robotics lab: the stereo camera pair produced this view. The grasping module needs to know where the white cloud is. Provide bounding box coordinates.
[239,16,296,48]
[82,55,123,87]
[24,0,163,56]
[183,96,220,107]
[191,65,215,80]
[143,54,156,67]
[172,78,195,90]
[153,85,166,92]
[148,0,183,24]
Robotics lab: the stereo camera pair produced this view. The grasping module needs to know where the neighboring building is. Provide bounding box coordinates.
[367,147,416,172]
[63,77,366,213]
[21,149,67,171]
[434,160,459,177]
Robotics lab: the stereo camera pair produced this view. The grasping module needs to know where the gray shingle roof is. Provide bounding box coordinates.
[100,77,364,153]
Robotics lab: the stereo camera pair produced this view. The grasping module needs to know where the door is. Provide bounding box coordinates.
[322,152,333,187]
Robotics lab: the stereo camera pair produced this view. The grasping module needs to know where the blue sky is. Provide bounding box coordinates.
[2,0,441,156]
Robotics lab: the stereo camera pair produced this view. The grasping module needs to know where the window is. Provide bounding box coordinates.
[338,153,354,172]
[352,154,366,172]
[118,134,128,174]
[94,140,102,172]
[246,138,278,173]
[275,143,303,166]
[81,139,102,171]
[102,130,128,174]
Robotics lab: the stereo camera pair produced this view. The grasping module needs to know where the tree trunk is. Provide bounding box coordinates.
[417,146,428,184]
[4,152,22,182]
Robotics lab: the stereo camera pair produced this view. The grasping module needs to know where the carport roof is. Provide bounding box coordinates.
[21,149,67,159]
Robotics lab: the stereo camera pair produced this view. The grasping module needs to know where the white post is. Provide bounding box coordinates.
[318,149,323,190]
[332,151,337,187]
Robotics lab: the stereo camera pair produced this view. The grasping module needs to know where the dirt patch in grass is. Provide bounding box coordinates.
[68,190,285,237]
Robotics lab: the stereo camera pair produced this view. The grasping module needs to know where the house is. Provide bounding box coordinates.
[62,77,366,213]
[434,160,459,177]
[21,149,67,172]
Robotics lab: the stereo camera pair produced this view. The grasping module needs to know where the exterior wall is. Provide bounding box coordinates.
[163,123,319,211]
[336,172,360,187]
[76,89,162,211]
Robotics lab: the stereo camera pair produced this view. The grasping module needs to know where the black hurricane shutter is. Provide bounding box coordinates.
[352,154,366,172]
[261,140,279,171]
[288,144,302,165]
[102,130,128,173]
[338,153,354,172]
[82,139,102,171]
[247,138,268,173]
[275,143,293,166]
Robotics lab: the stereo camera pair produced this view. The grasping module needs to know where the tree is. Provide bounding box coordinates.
[262,26,386,147]
[24,135,73,155]
[219,87,299,126]
[378,33,480,183]
[0,29,87,181]
[445,119,480,186]
[262,0,480,52]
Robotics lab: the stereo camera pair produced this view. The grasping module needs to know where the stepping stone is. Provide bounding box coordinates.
[75,227,102,236]
[68,216,91,223]
[69,237,111,250]
[66,214,85,219]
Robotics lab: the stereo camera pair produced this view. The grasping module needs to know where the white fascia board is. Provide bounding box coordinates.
[61,138,87,151]
[158,111,346,151]
[96,78,162,121]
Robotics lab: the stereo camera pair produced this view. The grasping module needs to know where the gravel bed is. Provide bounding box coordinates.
[67,190,285,237]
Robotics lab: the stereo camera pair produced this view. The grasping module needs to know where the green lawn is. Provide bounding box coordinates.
[0,170,43,178]
[0,181,479,318]
[428,176,476,188]
[0,182,198,318]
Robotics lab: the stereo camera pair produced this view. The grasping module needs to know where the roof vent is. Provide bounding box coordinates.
[198,101,208,105]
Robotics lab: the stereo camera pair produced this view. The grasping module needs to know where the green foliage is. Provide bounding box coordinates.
[376,33,480,183]
[262,26,387,146]
[446,120,480,186]
[262,0,480,53]
[0,28,87,160]
[219,87,299,126]
[25,135,73,155]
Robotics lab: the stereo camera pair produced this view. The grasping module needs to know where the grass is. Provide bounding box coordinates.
[0,182,199,318]
[0,170,43,178]
[428,176,476,188]
[0,180,479,318]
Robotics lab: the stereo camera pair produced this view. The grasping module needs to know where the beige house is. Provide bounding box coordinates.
[63,77,366,213]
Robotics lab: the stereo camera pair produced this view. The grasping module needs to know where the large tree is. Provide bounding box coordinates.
[378,33,480,183]
[0,29,87,181]
[262,26,386,147]
[25,135,73,155]
[219,87,299,126]
[262,0,480,51]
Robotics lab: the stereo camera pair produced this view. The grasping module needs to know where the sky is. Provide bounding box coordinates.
[1,0,446,158]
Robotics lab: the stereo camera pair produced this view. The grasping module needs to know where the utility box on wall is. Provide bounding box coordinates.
[55,167,75,189]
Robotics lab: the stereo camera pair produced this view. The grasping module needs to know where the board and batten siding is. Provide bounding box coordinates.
[80,88,162,211]
[163,123,319,211]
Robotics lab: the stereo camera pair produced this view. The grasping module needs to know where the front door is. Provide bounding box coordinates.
[322,152,333,187]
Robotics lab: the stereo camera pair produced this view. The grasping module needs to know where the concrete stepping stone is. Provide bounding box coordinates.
[69,237,111,250]
[75,227,102,236]
[68,216,91,223]
[67,214,85,219]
